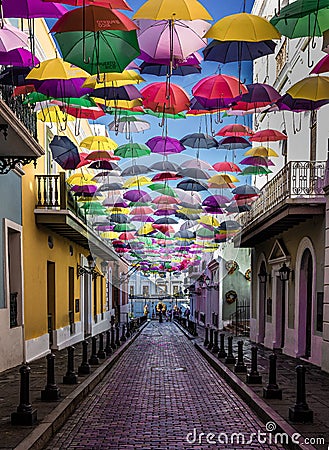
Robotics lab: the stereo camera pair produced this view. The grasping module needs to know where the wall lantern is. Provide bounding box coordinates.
[279,262,291,282]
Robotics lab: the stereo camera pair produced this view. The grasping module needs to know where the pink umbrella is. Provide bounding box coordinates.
[216,124,253,137]
[311,54,329,74]
[240,156,275,167]
[151,172,182,181]
[0,24,29,52]
[152,195,180,205]
[135,19,210,61]
[139,50,202,66]
[213,161,242,172]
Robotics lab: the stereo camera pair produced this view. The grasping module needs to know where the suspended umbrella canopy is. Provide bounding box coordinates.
[154,217,178,225]
[216,123,253,137]
[208,173,239,184]
[1,0,66,18]
[181,158,213,170]
[37,106,75,122]
[92,85,142,102]
[249,129,287,142]
[270,0,329,38]
[311,53,329,74]
[123,175,151,188]
[54,30,140,75]
[275,93,329,111]
[244,146,279,157]
[202,194,230,207]
[218,220,241,231]
[180,132,218,149]
[71,184,98,194]
[137,223,156,235]
[129,206,154,215]
[144,109,186,119]
[152,172,182,181]
[206,12,281,42]
[114,143,150,158]
[177,167,210,179]
[203,39,276,63]
[132,0,213,20]
[42,0,132,8]
[141,82,190,113]
[80,136,118,151]
[113,223,136,232]
[175,229,196,239]
[135,18,210,60]
[241,166,272,175]
[150,161,180,172]
[67,172,96,185]
[0,48,39,67]
[51,6,138,33]
[139,63,201,76]
[85,150,120,161]
[149,183,177,196]
[63,106,105,120]
[198,216,220,227]
[287,76,329,101]
[83,70,144,89]
[108,116,151,133]
[218,136,250,150]
[176,178,208,192]
[193,74,247,100]
[131,215,154,222]
[49,136,81,169]
[241,83,281,104]
[152,195,180,205]
[240,156,274,167]
[146,136,185,155]
[89,161,122,170]
[109,213,131,223]
[212,161,241,173]
[121,165,150,176]
[174,189,202,205]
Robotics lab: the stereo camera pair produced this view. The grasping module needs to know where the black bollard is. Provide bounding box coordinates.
[126,322,131,339]
[212,330,219,354]
[218,333,227,358]
[11,365,37,425]
[207,328,214,351]
[115,324,121,347]
[63,346,78,384]
[234,340,247,373]
[41,352,61,401]
[159,310,163,323]
[78,340,91,375]
[97,333,106,359]
[88,336,99,365]
[110,325,117,350]
[105,330,112,356]
[246,346,262,384]
[225,336,236,364]
[120,324,127,342]
[204,325,209,347]
[289,365,313,423]
[263,353,282,399]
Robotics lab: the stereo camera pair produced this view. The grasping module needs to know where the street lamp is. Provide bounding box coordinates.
[279,263,291,282]
[258,266,268,284]
[77,254,103,280]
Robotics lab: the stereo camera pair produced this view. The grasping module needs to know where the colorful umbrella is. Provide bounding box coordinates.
[115,143,150,158]
[0,48,38,67]
[178,167,209,179]
[80,136,118,151]
[180,132,218,149]
[49,135,80,169]
[192,74,247,100]
[2,0,66,18]
[203,39,276,63]
[146,136,185,154]
[240,156,274,167]
[152,172,181,181]
[123,176,151,188]
[148,183,177,196]
[244,146,279,157]
[218,136,250,150]
[43,0,132,8]
[241,166,272,176]
[311,53,329,74]
[212,161,241,172]
[141,82,190,113]
[108,116,150,133]
[241,83,281,105]
[123,189,151,202]
[202,194,230,207]
[287,76,329,101]
[249,129,287,142]
[216,123,253,136]
[275,93,329,111]
[139,62,201,76]
[133,0,213,20]
[92,84,142,101]
[176,179,208,192]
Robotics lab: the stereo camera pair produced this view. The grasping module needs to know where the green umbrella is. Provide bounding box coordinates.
[105,108,145,116]
[270,0,329,38]
[241,166,272,175]
[80,202,107,215]
[58,96,97,108]
[114,143,151,158]
[23,92,52,104]
[196,228,216,238]
[144,109,186,119]
[148,183,177,197]
[113,223,136,232]
[54,30,140,75]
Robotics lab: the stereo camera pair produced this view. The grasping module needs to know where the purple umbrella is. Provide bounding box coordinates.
[0,48,39,67]
[92,84,141,101]
[194,95,239,109]
[202,194,230,207]
[154,208,177,216]
[123,190,150,202]
[275,94,329,112]
[139,62,201,76]
[131,215,155,222]
[139,50,202,66]
[203,206,225,214]
[240,156,275,167]
[146,136,185,155]
[2,0,66,18]
[71,184,97,194]
[241,83,281,104]
[31,78,92,98]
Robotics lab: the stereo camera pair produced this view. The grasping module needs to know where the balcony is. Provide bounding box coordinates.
[34,172,122,262]
[0,85,43,173]
[236,161,326,247]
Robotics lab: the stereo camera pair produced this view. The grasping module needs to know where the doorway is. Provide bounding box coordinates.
[299,249,313,357]
[47,261,55,346]
[258,261,266,343]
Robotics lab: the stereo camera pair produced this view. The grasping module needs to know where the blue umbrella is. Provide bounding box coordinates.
[49,136,80,170]
[139,62,201,76]
[203,40,276,63]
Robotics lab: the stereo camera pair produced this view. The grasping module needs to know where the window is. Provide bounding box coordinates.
[142,285,149,297]
[173,285,179,295]
[276,39,287,77]
[129,285,134,296]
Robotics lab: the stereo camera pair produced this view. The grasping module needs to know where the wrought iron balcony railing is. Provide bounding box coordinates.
[0,85,37,139]
[238,160,326,228]
[35,173,87,223]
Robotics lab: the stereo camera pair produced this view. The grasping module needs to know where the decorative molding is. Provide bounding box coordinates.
[0,156,38,174]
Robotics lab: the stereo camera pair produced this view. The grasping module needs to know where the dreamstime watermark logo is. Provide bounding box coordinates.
[186,422,326,447]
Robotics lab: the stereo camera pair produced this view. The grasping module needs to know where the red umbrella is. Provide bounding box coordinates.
[192,74,247,100]
[249,129,287,142]
[216,123,253,136]
[310,53,329,74]
[61,106,105,120]
[43,0,132,8]
[119,232,135,240]
[51,6,137,32]
[151,172,182,182]
[141,82,190,114]
[212,161,241,172]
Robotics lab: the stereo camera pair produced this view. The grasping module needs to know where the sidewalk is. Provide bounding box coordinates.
[0,322,147,450]
[191,324,329,449]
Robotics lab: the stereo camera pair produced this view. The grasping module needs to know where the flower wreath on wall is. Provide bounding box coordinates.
[156,302,167,312]
[225,290,238,304]
[245,268,251,281]
[225,260,239,275]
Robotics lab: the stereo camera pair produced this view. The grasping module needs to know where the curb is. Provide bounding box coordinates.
[173,321,198,341]
[15,321,149,450]
[194,342,317,450]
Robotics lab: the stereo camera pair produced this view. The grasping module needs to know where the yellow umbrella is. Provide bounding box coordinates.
[106,207,130,214]
[26,57,89,80]
[123,176,151,188]
[205,13,281,42]
[100,231,119,239]
[177,206,203,215]
[37,106,75,122]
[76,196,103,202]
[92,98,143,108]
[67,173,95,185]
[287,75,329,101]
[133,0,213,20]
[244,146,279,157]
[136,223,155,235]
[80,136,118,151]
[83,71,145,89]
[198,216,220,227]
[208,173,239,184]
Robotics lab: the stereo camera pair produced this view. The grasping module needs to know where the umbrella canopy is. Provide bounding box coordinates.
[202,194,230,207]
[192,74,247,100]
[141,82,190,113]
[123,189,150,202]
[149,183,177,196]
[80,136,118,151]
[203,39,276,63]
[51,6,137,33]
[180,132,218,149]
[178,167,209,179]
[287,76,329,101]
[212,161,241,172]
[206,12,281,42]
[114,143,150,158]
[133,0,213,20]
[121,164,150,175]
[135,19,210,60]
[123,175,151,188]
[241,166,272,175]
[49,135,80,169]
[181,159,213,170]
[311,53,329,74]
[152,195,180,205]
[0,47,38,67]
[83,70,144,88]
[216,123,253,136]
[176,179,208,192]
[274,93,329,111]
[54,30,140,75]
[146,136,185,154]
[2,0,66,18]
[218,136,250,150]
[240,156,274,167]
[43,0,132,8]
[241,83,281,104]
[152,172,181,181]
[85,150,120,161]
[249,129,287,142]
[150,161,180,172]
[139,62,201,76]
[108,116,151,133]
[232,184,260,196]
[244,146,279,157]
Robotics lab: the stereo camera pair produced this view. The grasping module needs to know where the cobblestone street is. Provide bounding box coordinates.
[46,322,283,449]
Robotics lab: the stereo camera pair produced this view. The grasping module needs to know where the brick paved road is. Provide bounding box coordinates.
[45,322,284,449]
